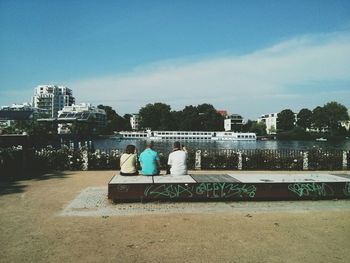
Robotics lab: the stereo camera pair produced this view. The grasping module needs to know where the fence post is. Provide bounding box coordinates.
[195,150,201,170]
[303,151,308,170]
[82,150,88,171]
[238,151,243,170]
[343,151,348,170]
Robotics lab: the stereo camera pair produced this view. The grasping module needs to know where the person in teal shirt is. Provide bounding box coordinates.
[139,141,161,175]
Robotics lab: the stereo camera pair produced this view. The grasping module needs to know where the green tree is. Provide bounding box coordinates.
[97,105,130,134]
[138,103,173,130]
[122,114,132,131]
[277,109,295,131]
[250,121,267,136]
[311,106,327,131]
[70,119,96,136]
[323,101,349,131]
[297,108,312,130]
[197,104,224,131]
[138,103,224,131]
[176,105,201,130]
[176,104,224,131]
[8,120,57,136]
[242,120,254,132]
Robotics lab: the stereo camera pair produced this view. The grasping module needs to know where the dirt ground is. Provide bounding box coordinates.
[1,170,350,263]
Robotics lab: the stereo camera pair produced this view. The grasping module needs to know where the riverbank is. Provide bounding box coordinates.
[1,170,349,263]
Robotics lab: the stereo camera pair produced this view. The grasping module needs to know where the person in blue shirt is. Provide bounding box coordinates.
[139,141,161,175]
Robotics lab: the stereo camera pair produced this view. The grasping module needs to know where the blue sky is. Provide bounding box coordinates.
[1,0,350,118]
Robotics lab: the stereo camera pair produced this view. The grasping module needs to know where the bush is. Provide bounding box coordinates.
[201,150,239,170]
[0,147,23,179]
[88,149,120,170]
[242,150,303,170]
[308,148,343,170]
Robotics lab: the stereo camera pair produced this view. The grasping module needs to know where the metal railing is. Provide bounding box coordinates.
[1,146,349,180]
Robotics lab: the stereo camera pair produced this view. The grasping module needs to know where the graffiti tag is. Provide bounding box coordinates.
[144,184,194,198]
[144,183,257,199]
[288,183,334,197]
[196,183,256,198]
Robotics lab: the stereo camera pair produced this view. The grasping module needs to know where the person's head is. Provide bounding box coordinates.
[125,144,136,154]
[173,141,181,150]
[145,140,154,149]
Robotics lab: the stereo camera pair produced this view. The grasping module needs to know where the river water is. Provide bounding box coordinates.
[93,138,350,153]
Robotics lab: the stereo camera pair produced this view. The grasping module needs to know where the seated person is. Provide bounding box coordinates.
[139,141,161,176]
[120,145,139,176]
[167,141,187,175]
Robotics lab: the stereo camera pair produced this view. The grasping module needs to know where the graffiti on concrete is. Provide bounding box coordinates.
[144,184,194,198]
[195,183,256,198]
[117,185,130,192]
[144,183,257,199]
[288,183,334,197]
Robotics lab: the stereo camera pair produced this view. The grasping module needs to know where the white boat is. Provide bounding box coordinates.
[118,130,256,141]
[315,137,327,142]
[117,131,148,139]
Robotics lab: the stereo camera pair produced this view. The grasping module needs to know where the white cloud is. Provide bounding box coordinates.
[70,31,350,118]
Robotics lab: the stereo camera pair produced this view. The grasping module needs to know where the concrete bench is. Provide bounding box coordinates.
[108,173,350,202]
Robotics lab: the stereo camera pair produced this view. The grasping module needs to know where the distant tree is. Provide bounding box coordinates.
[123,114,132,120]
[169,111,180,130]
[123,114,132,131]
[297,108,312,130]
[97,105,130,134]
[197,103,224,131]
[7,120,57,136]
[250,121,267,136]
[138,103,173,130]
[242,120,254,132]
[323,101,349,131]
[176,104,224,131]
[176,105,200,130]
[311,106,327,131]
[137,103,224,131]
[70,119,96,136]
[277,109,295,131]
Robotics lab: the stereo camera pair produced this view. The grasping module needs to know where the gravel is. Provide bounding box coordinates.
[60,187,350,217]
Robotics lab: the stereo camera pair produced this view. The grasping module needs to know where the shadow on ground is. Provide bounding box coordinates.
[0,171,71,197]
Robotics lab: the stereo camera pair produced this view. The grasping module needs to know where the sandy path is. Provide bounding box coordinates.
[1,170,349,263]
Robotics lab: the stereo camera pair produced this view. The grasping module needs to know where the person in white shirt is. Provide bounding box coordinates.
[167,141,187,175]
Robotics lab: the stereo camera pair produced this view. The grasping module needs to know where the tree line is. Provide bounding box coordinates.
[2,101,348,139]
[83,101,350,138]
[276,101,349,139]
[92,103,226,134]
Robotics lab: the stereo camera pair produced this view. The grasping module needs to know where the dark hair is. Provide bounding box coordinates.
[173,141,181,149]
[125,145,136,154]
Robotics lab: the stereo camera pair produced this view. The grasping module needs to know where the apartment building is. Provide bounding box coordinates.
[32,85,75,118]
[57,103,106,134]
[130,114,140,130]
[257,113,278,134]
[224,114,244,131]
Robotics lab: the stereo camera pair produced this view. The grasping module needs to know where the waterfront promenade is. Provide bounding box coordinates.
[1,170,350,263]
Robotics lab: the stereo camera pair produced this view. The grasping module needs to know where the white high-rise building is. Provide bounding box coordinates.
[130,114,140,130]
[32,85,75,118]
[257,113,278,134]
[224,114,244,131]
